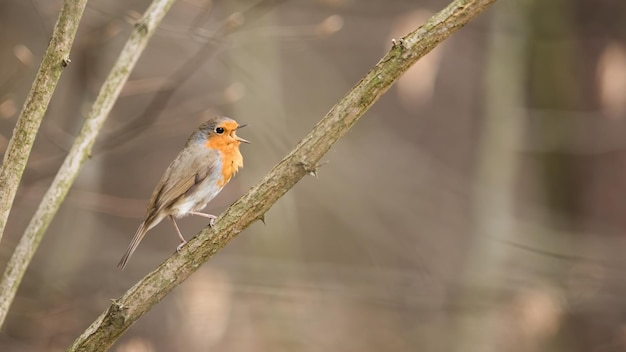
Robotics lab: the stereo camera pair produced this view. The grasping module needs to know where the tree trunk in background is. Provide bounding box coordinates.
[452,0,536,350]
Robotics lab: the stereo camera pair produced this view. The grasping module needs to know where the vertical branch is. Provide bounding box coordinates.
[0,0,178,329]
[0,0,88,243]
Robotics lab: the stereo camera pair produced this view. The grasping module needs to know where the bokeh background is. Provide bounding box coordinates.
[1,0,626,351]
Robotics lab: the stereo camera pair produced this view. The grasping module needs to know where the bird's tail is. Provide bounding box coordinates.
[118,221,149,270]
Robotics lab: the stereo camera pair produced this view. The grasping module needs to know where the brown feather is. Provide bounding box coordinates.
[153,145,220,212]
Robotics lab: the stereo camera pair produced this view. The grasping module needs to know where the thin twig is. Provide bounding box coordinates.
[0,0,177,329]
[67,0,497,350]
[0,0,87,243]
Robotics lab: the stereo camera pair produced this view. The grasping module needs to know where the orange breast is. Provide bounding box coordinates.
[205,138,243,187]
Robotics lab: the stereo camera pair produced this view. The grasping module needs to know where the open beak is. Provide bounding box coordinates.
[235,124,250,143]
[236,135,250,144]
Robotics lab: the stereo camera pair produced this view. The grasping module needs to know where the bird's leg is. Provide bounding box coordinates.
[169,216,187,252]
[188,211,217,227]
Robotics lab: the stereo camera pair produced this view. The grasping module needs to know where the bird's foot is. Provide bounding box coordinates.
[188,211,217,227]
[176,240,187,253]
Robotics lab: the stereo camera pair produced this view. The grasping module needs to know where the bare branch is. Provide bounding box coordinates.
[67,0,498,350]
[0,0,177,329]
[0,0,87,243]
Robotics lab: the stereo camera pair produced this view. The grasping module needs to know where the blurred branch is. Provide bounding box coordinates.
[21,0,289,186]
[67,0,498,350]
[98,0,289,152]
[0,0,177,329]
[0,0,87,244]
[452,1,529,350]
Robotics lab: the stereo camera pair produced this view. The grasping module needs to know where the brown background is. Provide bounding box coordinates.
[2,0,626,351]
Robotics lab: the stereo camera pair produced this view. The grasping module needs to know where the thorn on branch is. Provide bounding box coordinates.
[134,21,149,34]
[107,299,128,326]
[297,160,329,179]
[257,214,266,225]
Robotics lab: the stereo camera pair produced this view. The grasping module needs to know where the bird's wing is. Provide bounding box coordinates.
[145,148,219,221]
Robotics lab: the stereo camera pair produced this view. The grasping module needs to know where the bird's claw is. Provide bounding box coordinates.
[176,240,187,253]
[391,38,405,49]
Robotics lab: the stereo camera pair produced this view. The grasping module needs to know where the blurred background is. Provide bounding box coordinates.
[1,0,626,351]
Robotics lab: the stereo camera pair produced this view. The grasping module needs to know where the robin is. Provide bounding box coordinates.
[118,117,249,269]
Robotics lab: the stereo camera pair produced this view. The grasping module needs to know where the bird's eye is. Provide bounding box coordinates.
[215,127,225,134]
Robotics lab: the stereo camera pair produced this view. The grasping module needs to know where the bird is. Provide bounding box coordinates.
[118,117,249,269]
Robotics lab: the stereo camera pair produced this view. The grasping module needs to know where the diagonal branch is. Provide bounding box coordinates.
[68,0,497,350]
[0,0,87,244]
[0,0,178,329]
